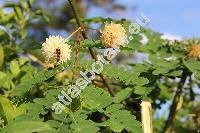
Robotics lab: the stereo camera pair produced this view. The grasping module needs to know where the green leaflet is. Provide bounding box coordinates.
[183,59,200,79]
[81,85,113,110]
[10,60,20,75]
[70,119,99,133]
[102,104,142,133]
[113,87,132,103]
[138,30,162,53]
[134,86,147,95]
[80,86,142,133]
[149,54,182,76]
[78,58,149,86]
[1,121,56,133]
[0,96,16,123]
[0,71,14,89]
[70,111,99,133]
[11,62,71,96]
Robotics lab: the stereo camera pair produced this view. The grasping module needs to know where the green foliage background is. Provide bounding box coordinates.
[0,0,199,133]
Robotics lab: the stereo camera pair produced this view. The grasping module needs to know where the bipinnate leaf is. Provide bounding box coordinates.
[102,104,142,133]
[81,85,113,110]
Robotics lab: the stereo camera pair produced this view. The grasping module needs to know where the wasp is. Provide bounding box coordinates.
[55,48,61,63]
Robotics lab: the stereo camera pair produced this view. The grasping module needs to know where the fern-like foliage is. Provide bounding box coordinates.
[0,0,199,133]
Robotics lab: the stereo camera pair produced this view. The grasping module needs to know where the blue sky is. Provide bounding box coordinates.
[87,0,200,38]
[1,0,199,38]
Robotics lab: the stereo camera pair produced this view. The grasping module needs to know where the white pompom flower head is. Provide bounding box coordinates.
[42,35,72,66]
[100,22,127,48]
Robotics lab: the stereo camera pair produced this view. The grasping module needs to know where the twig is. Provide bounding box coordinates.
[189,75,195,101]
[66,27,82,40]
[67,0,115,96]
[163,70,188,133]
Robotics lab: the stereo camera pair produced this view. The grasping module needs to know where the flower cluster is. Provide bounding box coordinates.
[100,23,126,48]
[187,45,200,59]
[42,35,71,65]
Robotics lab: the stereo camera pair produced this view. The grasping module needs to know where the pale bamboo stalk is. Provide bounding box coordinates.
[141,101,153,133]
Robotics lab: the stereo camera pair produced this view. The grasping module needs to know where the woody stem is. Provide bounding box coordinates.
[67,0,115,96]
[163,69,188,133]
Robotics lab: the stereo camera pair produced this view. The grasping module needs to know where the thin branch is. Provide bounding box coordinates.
[66,27,82,40]
[67,0,115,96]
[163,70,188,133]
[189,75,195,101]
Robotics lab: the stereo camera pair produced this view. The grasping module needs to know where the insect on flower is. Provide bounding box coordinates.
[55,48,61,63]
[42,35,71,66]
